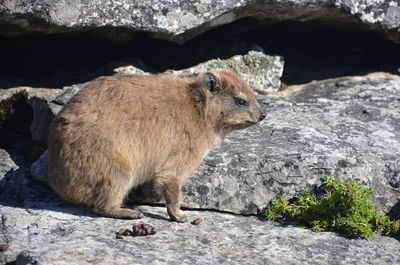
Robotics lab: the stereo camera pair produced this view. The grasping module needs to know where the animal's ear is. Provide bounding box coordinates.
[203,72,220,93]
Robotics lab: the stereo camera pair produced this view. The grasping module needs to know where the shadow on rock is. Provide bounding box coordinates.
[0,151,97,219]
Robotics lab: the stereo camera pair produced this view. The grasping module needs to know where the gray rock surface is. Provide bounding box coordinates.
[0,1,399,41]
[113,65,149,76]
[51,83,87,107]
[30,73,400,217]
[0,149,18,189]
[30,150,47,183]
[0,201,399,265]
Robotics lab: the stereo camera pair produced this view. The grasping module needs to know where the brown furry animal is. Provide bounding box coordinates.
[48,70,265,222]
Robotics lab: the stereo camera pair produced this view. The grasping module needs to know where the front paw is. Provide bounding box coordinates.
[169,211,188,223]
[170,213,188,223]
[167,208,188,223]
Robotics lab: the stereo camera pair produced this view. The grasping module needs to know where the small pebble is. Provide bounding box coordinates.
[191,218,202,225]
[0,244,9,251]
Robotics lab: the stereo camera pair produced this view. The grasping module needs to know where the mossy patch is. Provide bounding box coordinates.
[265,177,400,239]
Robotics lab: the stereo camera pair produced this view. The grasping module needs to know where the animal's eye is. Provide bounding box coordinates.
[234,97,248,107]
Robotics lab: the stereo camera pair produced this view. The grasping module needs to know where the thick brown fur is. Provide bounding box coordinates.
[47,70,264,222]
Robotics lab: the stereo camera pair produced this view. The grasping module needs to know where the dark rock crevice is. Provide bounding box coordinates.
[0,92,33,152]
[0,91,50,162]
[0,18,399,89]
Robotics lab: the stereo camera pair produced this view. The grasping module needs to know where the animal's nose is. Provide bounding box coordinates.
[259,112,266,121]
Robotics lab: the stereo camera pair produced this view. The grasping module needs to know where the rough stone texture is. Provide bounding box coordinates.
[51,83,87,108]
[0,87,63,142]
[0,1,399,41]
[0,149,32,210]
[30,150,47,183]
[168,51,284,94]
[113,65,149,76]
[0,198,399,265]
[0,149,18,190]
[336,0,400,28]
[30,73,400,217]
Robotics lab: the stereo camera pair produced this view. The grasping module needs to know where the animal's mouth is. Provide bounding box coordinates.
[223,120,260,133]
[246,120,259,125]
[238,121,258,129]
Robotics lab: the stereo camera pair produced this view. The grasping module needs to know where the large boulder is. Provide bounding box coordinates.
[0,1,399,42]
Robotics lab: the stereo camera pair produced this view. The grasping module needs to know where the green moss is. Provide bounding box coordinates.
[265,177,400,239]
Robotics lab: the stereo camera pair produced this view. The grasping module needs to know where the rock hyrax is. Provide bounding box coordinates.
[48,70,265,222]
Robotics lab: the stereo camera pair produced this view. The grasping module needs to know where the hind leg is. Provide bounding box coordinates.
[92,178,143,219]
